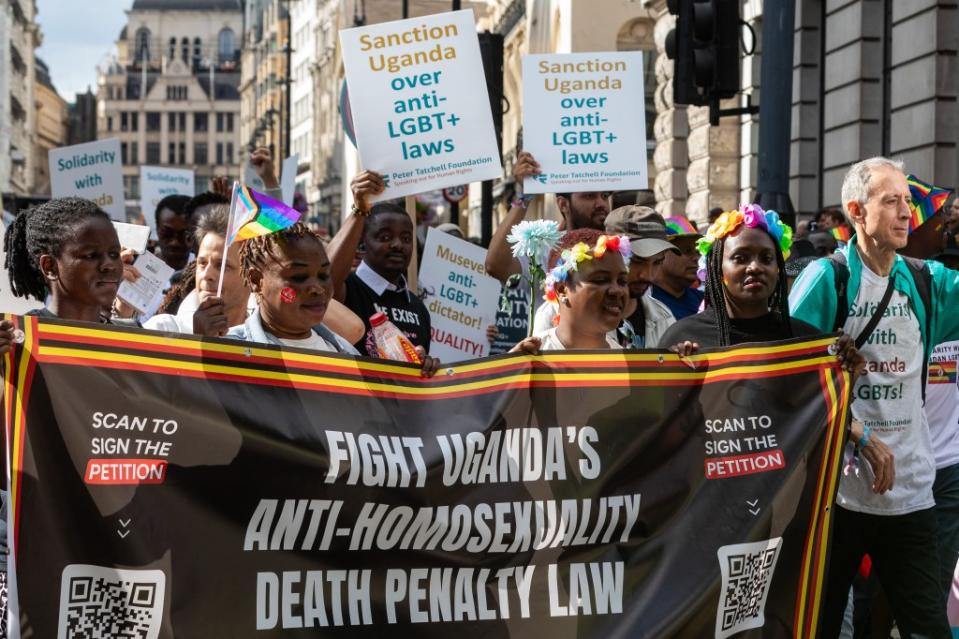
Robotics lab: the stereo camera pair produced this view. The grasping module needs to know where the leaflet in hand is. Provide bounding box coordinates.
[117,251,174,315]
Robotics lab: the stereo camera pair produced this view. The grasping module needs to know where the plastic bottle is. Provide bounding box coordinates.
[369,312,422,364]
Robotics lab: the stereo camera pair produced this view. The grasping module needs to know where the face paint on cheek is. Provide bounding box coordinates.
[722,276,731,287]
[280,287,297,304]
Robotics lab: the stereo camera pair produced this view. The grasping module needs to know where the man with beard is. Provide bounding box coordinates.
[485,151,610,284]
[651,217,704,320]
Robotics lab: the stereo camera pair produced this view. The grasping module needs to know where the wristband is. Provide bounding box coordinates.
[350,203,370,218]
[511,194,535,209]
[857,424,872,449]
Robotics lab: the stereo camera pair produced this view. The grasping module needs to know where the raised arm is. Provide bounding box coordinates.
[327,171,384,302]
[485,152,542,283]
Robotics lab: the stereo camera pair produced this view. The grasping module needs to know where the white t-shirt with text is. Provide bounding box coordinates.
[927,340,959,470]
[840,263,932,515]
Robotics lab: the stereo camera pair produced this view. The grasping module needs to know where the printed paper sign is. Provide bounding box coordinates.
[139,166,194,237]
[280,154,299,205]
[112,222,150,254]
[339,10,502,200]
[49,139,125,220]
[418,227,500,362]
[522,52,648,194]
[117,251,174,315]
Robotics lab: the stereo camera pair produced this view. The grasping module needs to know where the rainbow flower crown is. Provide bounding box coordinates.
[543,235,632,304]
[696,204,793,280]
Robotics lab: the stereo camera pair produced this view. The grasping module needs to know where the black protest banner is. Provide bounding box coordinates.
[4,315,849,638]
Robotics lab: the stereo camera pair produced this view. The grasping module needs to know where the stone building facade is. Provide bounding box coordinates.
[645,0,959,224]
[0,0,40,198]
[33,56,67,196]
[97,0,243,212]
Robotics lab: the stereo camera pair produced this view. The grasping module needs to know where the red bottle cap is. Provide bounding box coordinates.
[370,312,387,327]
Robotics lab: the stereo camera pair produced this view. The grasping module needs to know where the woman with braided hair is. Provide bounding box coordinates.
[225,222,438,376]
[4,197,125,325]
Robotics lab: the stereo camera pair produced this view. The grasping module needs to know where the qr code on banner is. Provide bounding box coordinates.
[714,537,783,639]
[57,564,165,639]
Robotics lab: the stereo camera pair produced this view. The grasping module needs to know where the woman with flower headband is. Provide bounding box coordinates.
[512,228,631,352]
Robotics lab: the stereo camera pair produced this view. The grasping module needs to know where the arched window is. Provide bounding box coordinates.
[218,28,235,63]
[181,37,189,63]
[193,37,202,66]
[168,37,176,61]
[135,27,151,63]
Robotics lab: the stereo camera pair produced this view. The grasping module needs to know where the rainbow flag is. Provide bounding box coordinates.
[665,216,699,236]
[928,360,957,385]
[830,225,852,242]
[907,174,951,233]
[228,184,301,243]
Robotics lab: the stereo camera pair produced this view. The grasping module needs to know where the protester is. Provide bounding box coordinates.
[652,216,704,320]
[530,206,676,347]
[145,205,250,336]
[808,229,839,257]
[926,248,959,603]
[484,151,609,284]
[154,194,192,270]
[790,157,959,637]
[783,238,818,292]
[512,228,630,352]
[4,197,126,324]
[327,170,433,359]
[933,246,959,271]
[183,191,229,254]
[817,206,846,231]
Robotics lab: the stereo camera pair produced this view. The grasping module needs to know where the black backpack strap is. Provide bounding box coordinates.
[853,278,896,350]
[901,256,934,399]
[828,252,850,332]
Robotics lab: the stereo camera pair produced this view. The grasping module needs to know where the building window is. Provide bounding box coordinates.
[226,112,234,132]
[121,142,128,165]
[226,142,233,163]
[124,175,140,200]
[107,116,113,132]
[168,37,176,61]
[218,28,235,63]
[181,37,189,63]
[194,112,208,132]
[178,112,186,131]
[146,142,161,164]
[216,143,223,165]
[168,143,176,164]
[194,142,208,165]
[130,142,139,164]
[146,112,161,131]
[120,112,129,132]
[178,142,185,164]
[166,86,187,101]
[168,112,177,131]
[193,37,202,68]
[195,176,209,193]
[135,27,151,63]
[131,112,138,132]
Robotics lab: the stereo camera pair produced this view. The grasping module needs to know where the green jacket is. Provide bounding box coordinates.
[788,235,959,359]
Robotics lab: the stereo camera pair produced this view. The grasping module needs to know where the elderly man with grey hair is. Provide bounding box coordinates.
[790,157,959,637]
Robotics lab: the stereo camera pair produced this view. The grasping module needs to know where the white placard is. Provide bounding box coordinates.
[112,222,150,254]
[242,161,266,191]
[418,227,500,362]
[339,10,502,200]
[280,154,299,205]
[522,52,648,194]
[49,139,125,220]
[139,166,195,236]
[117,251,174,315]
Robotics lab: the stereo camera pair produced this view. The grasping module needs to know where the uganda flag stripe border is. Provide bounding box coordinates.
[3,314,849,636]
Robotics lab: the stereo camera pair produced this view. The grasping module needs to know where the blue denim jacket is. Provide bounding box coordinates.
[225,306,359,355]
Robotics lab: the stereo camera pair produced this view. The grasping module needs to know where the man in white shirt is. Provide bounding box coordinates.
[790,157,959,637]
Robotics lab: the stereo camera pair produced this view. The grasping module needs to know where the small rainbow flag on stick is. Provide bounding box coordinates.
[665,216,700,236]
[830,225,852,242]
[228,183,301,243]
[906,174,951,233]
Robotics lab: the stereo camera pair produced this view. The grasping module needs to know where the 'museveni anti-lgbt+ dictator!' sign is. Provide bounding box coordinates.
[5,314,849,638]
[522,52,648,194]
[339,10,502,201]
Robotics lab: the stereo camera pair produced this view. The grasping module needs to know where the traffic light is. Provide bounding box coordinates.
[666,0,740,106]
